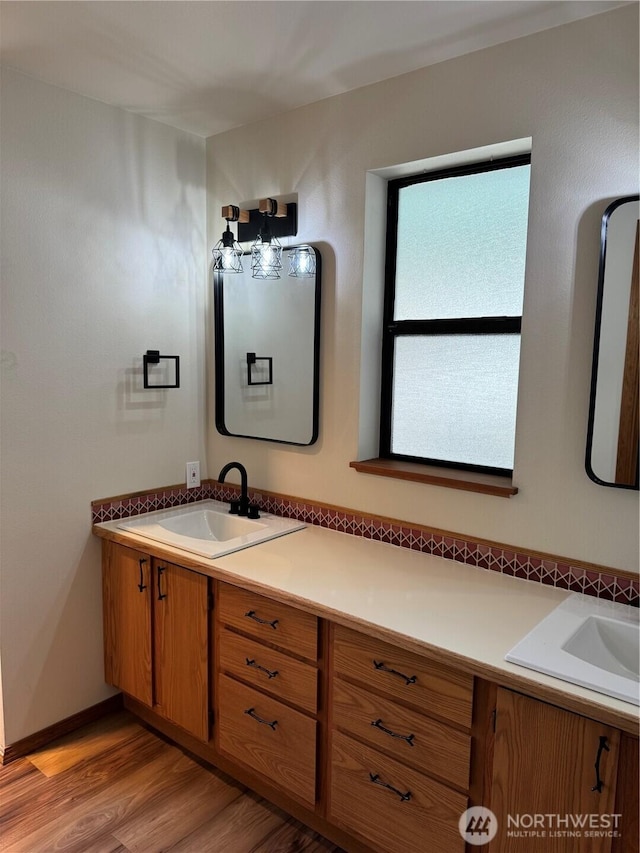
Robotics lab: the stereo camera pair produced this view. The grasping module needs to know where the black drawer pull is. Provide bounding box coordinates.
[591,736,610,793]
[373,660,417,685]
[245,610,279,629]
[371,718,415,747]
[137,558,147,592]
[246,658,279,679]
[244,707,278,730]
[157,565,167,600]
[369,773,411,802]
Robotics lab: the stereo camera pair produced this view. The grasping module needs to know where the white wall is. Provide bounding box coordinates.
[0,68,207,745]
[206,6,639,573]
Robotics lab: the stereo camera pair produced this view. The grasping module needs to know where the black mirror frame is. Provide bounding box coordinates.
[213,247,322,447]
[585,195,639,490]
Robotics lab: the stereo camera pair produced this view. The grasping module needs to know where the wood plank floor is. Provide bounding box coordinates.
[0,711,345,853]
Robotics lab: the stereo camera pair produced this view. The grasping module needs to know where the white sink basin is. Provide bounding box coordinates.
[117,500,305,559]
[156,509,265,542]
[506,593,639,705]
[563,615,639,681]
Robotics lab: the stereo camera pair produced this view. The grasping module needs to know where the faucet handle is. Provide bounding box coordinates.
[247,504,261,520]
[229,499,241,515]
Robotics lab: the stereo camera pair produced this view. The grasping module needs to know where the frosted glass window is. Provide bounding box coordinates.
[394,165,530,320]
[391,335,521,470]
[380,154,530,474]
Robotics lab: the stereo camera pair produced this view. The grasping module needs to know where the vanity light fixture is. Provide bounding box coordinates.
[288,244,316,278]
[251,198,285,279]
[212,206,248,274]
[215,197,299,279]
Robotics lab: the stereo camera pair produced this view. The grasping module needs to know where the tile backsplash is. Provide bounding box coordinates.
[92,481,639,607]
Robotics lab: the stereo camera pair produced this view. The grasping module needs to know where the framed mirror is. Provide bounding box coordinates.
[586,195,639,489]
[214,247,321,446]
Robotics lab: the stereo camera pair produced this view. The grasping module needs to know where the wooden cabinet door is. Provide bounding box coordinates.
[489,688,621,853]
[153,560,209,741]
[102,541,152,706]
[612,734,639,853]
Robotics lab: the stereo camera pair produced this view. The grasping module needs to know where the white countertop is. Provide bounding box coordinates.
[94,519,639,733]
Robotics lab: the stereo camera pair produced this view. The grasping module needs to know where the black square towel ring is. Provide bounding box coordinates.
[246,352,273,386]
[143,350,180,389]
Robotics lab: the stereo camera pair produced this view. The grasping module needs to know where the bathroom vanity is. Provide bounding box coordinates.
[94,517,639,853]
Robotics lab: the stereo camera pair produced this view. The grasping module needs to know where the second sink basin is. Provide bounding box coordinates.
[506,592,639,705]
[117,500,305,559]
[563,614,639,681]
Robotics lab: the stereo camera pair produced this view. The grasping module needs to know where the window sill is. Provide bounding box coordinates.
[349,458,518,498]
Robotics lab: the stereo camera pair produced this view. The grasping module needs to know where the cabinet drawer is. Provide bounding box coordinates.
[219,629,318,714]
[332,678,470,790]
[218,584,318,661]
[333,625,473,728]
[217,675,317,807]
[329,731,467,853]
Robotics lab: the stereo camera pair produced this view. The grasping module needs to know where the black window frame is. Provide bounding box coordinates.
[379,153,531,478]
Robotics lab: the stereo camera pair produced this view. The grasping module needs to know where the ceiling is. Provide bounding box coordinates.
[0,1,629,138]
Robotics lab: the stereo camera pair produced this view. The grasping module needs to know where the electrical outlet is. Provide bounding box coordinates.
[186,461,200,489]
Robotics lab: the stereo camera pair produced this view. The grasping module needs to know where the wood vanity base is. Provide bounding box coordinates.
[102,541,639,853]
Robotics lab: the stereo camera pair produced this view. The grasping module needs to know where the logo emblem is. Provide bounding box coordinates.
[459,807,498,846]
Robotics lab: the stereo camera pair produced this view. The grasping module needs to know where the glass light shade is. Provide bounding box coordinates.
[251,235,283,280]
[212,226,243,273]
[288,245,316,278]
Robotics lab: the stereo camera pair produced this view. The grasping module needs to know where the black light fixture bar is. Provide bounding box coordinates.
[238,200,297,242]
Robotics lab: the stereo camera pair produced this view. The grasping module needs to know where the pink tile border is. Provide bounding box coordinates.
[92,482,639,607]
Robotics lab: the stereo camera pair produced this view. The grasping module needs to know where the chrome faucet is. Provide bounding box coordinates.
[218,461,259,518]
